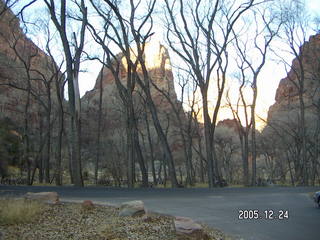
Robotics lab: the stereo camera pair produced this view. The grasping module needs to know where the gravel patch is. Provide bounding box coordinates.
[0,201,232,240]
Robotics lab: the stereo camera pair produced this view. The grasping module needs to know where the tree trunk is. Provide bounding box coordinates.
[71,70,83,187]
[44,107,51,183]
[70,112,83,186]
[54,85,64,186]
[145,92,178,188]
[238,131,249,186]
[145,113,157,185]
[55,113,63,186]
[44,0,87,187]
[243,132,250,186]
[251,86,257,186]
[126,106,135,188]
[68,74,83,187]
[64,128,73,184]
[202,90,215,187]
[163,159,167,187]
[24,80,31,185]
[299,92,307,185]
[94,67,104,185]
[38,113,44,183]
[133,125,148,187]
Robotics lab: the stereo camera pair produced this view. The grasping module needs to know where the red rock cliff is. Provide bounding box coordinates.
[81,42,185,161]
[0,2,59,126]
[267,34,320,124]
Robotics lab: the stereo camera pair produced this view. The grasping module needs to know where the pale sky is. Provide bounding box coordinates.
[74,0,320,130]
[76,0,319,131]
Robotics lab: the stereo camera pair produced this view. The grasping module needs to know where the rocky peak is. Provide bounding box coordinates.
[90,41,176,99]
[216,119,239,132]
[81,41,184,159]
[82,41,179,116]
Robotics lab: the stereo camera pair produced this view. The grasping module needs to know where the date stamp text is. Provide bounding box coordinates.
[238,209,289,220]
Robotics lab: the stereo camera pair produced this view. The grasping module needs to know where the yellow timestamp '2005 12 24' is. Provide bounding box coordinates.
[238,209,289,220]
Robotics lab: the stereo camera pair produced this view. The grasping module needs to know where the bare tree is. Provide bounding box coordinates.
[87,0,148,188]
[43,0,87,187]
[0,0,18,17]
[164,0,259,187]
[273,0,316,185]
[263,111,304,185]
[142,98,158,185]
[0,17,50,184]
[40,20,66,186]
[215,125,240,184]
[0,0,37,19]
[88,0,179,187]
[226,88,250,186]
[230,7,280,185]
[127,0,179,187]
[152,71,198,186]
[93,57,104,185]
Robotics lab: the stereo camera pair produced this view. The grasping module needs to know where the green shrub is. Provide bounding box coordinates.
[0,198,45,225]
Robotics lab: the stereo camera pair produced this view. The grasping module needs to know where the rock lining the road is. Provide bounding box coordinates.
[0,199,176,240]
[174,216,210,240]
[119,200,146,217]
[0,193,232,240]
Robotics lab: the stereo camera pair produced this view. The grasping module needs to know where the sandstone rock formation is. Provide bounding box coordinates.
[0,2,59,126]
[0,0,187,183]
[0,2,64,183]
[216,119,239,133]
[267,34,320,124]
[81,42,178,126]
[81,42,186,173]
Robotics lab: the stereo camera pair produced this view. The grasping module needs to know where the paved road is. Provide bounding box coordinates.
[1,185,319,240]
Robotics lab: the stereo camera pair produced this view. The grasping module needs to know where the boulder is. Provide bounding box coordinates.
[141,214,154,223]
[24,192,59,204]
[82,200,94,210]
[119,200,145,217]
[174,216,209,240]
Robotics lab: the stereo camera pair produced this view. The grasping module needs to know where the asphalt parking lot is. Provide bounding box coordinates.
[1,185,319,240]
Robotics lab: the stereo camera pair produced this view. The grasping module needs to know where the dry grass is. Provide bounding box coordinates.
[0,198,46,225]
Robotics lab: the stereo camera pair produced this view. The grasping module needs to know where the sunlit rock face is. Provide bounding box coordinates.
[88,41,177,105]
[82,41,178,124]
[81,42,185,164]
[266,34,320,128]
[0,2,59,126]
[274,34,320,103]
